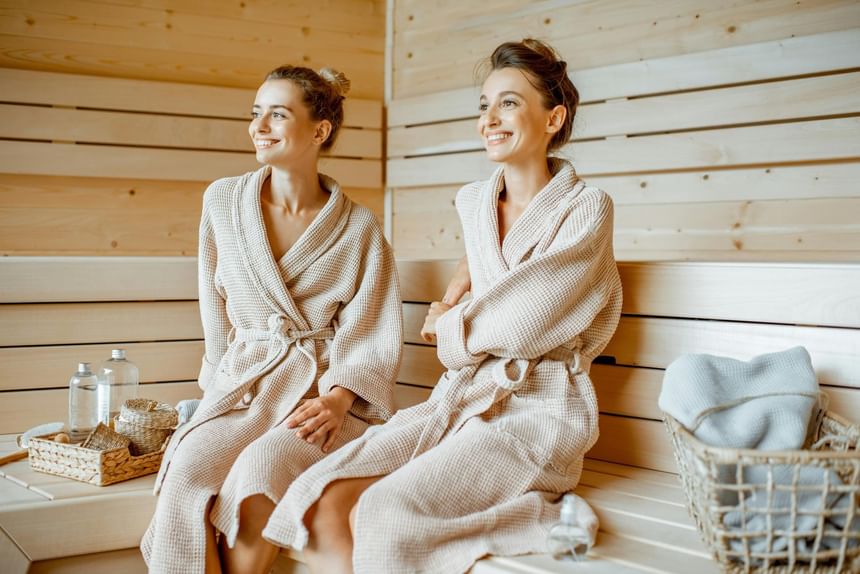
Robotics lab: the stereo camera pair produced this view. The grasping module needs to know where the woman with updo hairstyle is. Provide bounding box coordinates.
[266,39,622,573]
[141,64,403,574]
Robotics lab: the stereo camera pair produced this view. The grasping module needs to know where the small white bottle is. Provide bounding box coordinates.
[69,362,99,442]
[97,349,140,426]
[547,494,592,561]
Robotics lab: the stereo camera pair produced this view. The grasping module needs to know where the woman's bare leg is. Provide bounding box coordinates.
[219,494,280,574]
[303,476,383,574]
[204,498,223,574]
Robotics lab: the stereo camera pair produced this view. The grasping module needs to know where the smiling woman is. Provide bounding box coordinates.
[264,39,623,574]
[140,65,403,574]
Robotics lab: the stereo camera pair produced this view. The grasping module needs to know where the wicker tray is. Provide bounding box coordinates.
[664,410,860,573]
[29,429,169,486]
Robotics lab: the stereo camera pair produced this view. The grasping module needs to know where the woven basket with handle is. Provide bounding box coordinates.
[664,410,860,573]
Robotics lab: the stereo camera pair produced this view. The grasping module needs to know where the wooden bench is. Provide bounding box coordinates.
[1,257,858,573]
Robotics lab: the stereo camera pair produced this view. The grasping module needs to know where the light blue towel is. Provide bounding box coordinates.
[659,347,858,560]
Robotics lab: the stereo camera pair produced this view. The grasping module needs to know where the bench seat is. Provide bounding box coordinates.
[0,432,714,573]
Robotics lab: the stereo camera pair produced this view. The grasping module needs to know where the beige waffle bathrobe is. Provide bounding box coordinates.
[140,166,402,574]
[264,158,623,573]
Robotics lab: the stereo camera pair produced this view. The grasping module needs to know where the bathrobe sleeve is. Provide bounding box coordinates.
[196,190,232,392]
[435,190,619,371]
[316,224,402,422]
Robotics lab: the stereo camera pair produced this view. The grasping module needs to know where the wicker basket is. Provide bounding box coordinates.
[29,423,169,486]
[114,398,178,455]
[664,410,860,573]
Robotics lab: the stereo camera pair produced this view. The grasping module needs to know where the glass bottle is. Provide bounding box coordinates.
[547,494,592,561]
[97,349,140,426]
[69,362,99,442]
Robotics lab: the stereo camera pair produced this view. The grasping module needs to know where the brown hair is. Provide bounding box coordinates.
[481,39,579,152]
[265,65,351,151]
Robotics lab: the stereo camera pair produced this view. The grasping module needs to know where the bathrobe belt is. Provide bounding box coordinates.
[228,314,335,405]
[411,345,584,459]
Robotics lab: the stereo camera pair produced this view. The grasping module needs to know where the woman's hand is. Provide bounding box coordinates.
[420,256,470,343]
[420,301,453,343]
[285,386,356,453]
[442,256,471,306]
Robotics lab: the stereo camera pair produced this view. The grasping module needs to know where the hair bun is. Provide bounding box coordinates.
[319,67,351,98]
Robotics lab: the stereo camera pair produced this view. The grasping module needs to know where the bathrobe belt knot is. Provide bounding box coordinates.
[412,345,583,458]
[229,315,336,403]
[492,346,582,392]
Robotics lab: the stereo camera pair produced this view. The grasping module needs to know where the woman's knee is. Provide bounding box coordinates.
[238,494,275,529]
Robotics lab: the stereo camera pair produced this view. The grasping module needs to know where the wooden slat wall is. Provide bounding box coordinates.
[386,1,860,261]
[0,0,385,257]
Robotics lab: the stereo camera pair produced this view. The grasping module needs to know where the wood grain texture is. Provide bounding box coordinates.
[388,29,860,126]
[0,68,382,128]
[392,0,860,98]
[388,118,860,187]
[0,141,382,187]
[388,72,860,156]
[0,104,381,159]
[0,0,384,98]
[0,301,202,346]
[0,342,204,391]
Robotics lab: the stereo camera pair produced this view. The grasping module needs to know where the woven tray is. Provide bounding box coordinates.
[29,427,169,486]
[664,410,860,573]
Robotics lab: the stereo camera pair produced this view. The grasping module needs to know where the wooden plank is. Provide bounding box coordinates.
[393,0,860,98]
[0,301,202,346]
[0,104,381,159]
[588,416,676,474]
[0,382,201,434]
[0,175,382,255]
[476,544,661,574]
[397,344,444,388]
[388,29,860,125]
[0,68,382,128]
[393,383,431,411]
[25,473,156,502]
[29,547,148,574]
[92,0,386,36]
[1,0,384,65]
[0,477,50,506]
[583,459,679,486]
[576,485,709,557]
[396,258,459,302]
[0,525,32,574]
[0,342,204,392]
[0,141,382,188]
[605,317,860,389]
[618,262,860,328]
[389,118,860,186]
[593,163,860,204]
[389,72,860,156]
[0,27,382,101]
[578,468,685,507]
[615,198,860,253]
[0,491,157,560]
[0,256,197,303]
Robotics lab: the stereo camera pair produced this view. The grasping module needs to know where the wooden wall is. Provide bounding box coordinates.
[0,0,385,256]
[387,0,860,261]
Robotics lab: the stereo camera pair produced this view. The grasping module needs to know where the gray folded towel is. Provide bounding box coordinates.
[659,346,858,561]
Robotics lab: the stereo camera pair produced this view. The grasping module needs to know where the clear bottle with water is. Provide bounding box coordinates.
[97,349,139,426]
[547,494,593,561]
[69,362,99,442]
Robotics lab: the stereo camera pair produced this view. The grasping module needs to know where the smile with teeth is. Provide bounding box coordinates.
[487,132,512,144]
[255,139,279,149]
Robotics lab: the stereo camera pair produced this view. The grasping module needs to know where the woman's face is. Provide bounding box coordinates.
[249,79,329,168]
[477,67,562,165]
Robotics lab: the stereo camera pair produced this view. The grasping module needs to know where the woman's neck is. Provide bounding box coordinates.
[266,163,327,214]
[500,157,553,207]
